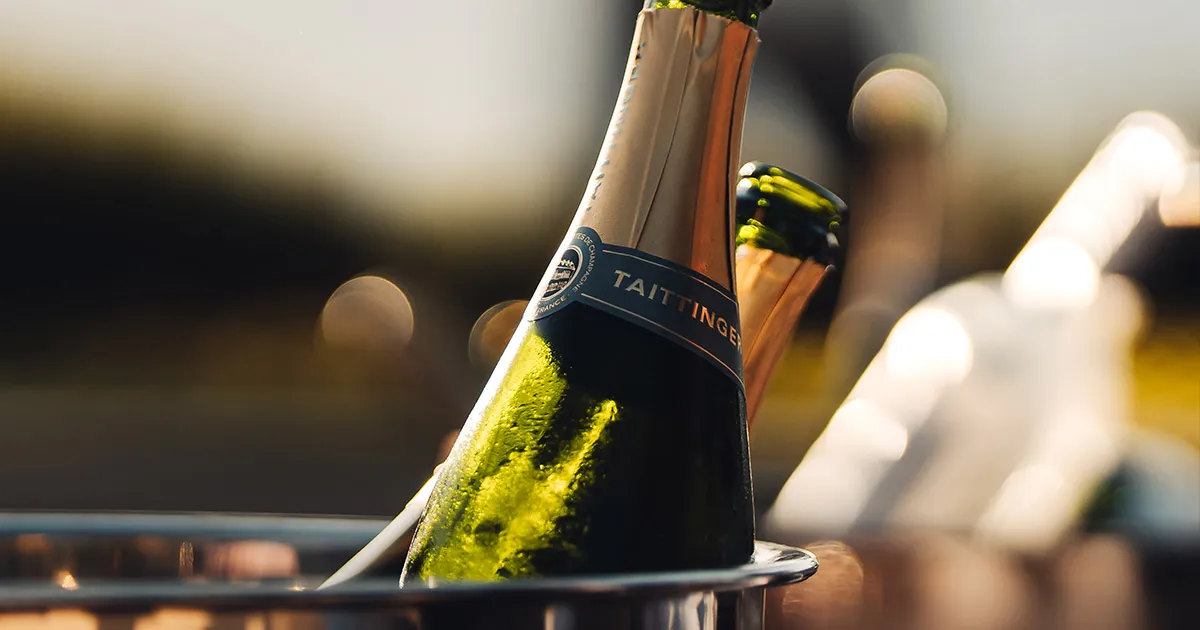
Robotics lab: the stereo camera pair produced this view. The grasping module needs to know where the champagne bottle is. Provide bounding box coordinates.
[318,162,844,589]
[400,1,771,584]
[734,162,845,425]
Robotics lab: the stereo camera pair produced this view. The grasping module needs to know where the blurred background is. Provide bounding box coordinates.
[0,0,1196,627]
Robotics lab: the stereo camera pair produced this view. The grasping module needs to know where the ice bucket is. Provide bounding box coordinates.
[0,512,817,630]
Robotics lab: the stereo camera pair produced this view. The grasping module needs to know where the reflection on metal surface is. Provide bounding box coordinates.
[178,543,193,579]
[14,535,52,554]
[318,472,442,590]
[53,572,77,592]
[0,610,98,630]
[768,541,865,630]
[133,610,212,630]
[204,541,299,580]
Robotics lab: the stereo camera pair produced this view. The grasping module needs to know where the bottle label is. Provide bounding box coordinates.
[532,227,745,390]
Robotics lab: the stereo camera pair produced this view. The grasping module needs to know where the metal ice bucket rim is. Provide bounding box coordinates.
[0,511,818,613]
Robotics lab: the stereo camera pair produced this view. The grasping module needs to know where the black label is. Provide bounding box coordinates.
[533,227,745,390]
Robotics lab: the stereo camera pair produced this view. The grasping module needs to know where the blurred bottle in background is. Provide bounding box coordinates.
[744,55,952,508]
[762,111,1196,630]
[823,55,949,411]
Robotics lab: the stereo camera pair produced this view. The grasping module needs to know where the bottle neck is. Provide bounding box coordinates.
[646,1,770,27]
[735,163,845,266]
[572,7,760,293]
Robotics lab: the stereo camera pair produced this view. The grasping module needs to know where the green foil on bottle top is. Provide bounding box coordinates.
[735,161,846,266]
[648,1,772,27]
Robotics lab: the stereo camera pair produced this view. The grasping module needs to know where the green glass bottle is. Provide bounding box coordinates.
[401,1,772,584]
[733,162,846,425]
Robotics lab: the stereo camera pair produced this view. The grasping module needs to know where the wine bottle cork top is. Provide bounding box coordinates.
[736,161,846,266]
[647,1,773,27]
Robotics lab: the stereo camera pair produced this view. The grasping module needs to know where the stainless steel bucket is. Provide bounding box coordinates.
[0,513,817,630]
